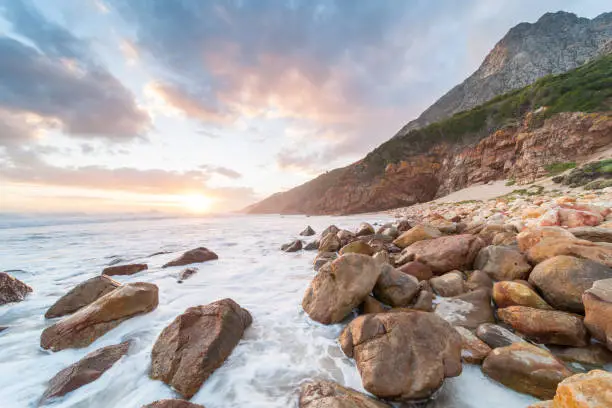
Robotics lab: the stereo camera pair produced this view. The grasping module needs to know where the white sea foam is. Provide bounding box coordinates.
[0,214,537,407]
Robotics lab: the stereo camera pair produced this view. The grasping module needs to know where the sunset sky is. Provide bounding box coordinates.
[0,0,609,214]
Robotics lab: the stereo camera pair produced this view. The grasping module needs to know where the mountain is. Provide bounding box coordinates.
[247,11,612,215]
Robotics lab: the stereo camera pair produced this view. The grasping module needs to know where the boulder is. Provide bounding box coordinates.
[162,247,218,268]
[497,306,589,347]
[435,289,494,330]
[479,224,515,245]
[177,267,198,283]
[373,264,419,307]
[360,296,387,314]
[41,341,130,403]
[430,271,465,297]
[379,226,399,240]
[339,311,462,401]
[492,281,552,310]
[319,233,341,253]
[302,254,381,324]
[0,272,32,305]
[529,255,612,313]
[517,227,577,252]
[397,261,433,281]
[527,402,553,408]
[482,343,572,400]
[313,252,337,271]
[583,278,612,350]
[473,246,531,281]
[142,400,205,408]
[568,226,612,243]
[412,290,433,312]
[549,343,612,367]
[41,282,159,351]
[492,232,518,246]
[372,250,390,266]
[339,241,375,256]
[396,219,414,232]
[392,225,442,249]
[397,234,486,275]
[300,226,316,236]
[465,270,493,291]
[281,240,303,252]
[356,222,375,237]
[552,369,612,407]
[321,225,340,238]
[299,380,390,408]
[476,323,527,349]
[337,230,356,246]
[455,326,491,364]
[304,241,319,251]
[45,275,121,319]
[150,299,251,398]
[559,208,603,228]
[102,263,148,276]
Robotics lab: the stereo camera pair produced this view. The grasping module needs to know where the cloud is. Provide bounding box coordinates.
[199,165,242,179]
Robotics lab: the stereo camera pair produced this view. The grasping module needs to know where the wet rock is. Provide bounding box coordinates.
[45,275,121,319]
[465,270,493,291]
[177,267,198,283]
[150,298,252,398]
[492,281,552,310]
[549,343,612,367]
[583,278,612,350]
[397,261,433,281]
[455,326,491,364]
[529,255,612,313]
[41,341,130,403]
[0,272,32,305]
[339,311,462,401]
[304,241,319,251]
[281,240,303,252]
[552,369,612,407]
[476,323,527,349]
[339,241,375,256]
[392,225,442,249]
[313,252,337,271]
[102,263,148,276]
[412,290,433,312]
[0,326,7,333]
[373,264,419,307]
[356,222,375,237]
[162,247,218,268]
[41,282,159,351]
[569,226,612,243]
[397,234,486,275]
[473,246,531,281]
[434,289,494,330]
[302,254,381,324]
[142,400,205,408]
[360,295,387,314]
[319,233,341,253]
[299,380,391,408]
[300,226,316,236]
[497,306,589,347]
[430,271,465,297]
[482,343,572,400]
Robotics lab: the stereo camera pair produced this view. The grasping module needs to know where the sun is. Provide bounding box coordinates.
[180,193,213,213]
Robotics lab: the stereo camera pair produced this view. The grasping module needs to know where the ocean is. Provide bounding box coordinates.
[0,214,537,407]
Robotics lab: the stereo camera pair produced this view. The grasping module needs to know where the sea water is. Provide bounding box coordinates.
[0,214,537,408]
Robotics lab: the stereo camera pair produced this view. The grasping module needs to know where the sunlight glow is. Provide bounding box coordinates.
[179,193,213,213]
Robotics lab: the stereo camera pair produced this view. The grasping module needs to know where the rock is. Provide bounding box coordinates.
[397,261,433,281]
[549,343,612,367]
[142,400,205,408]
[302,254,381,324]
[299,380,391,408]
[552,369,612,407]
[517,227,576,252]
[482,343,572,400]
[281,240,303,252]
[492,281,552,310]
[569,226,612,243]
[41,341,130,403]
[527,402,554,408]
[0,326,7,333]
[492,231,518,246]
[0,272,32,305]
[356,222,375,237]
[430,271,465,297]
[529,255,612,313]
[313,252,337,271]
[162,247,218,268]
[497,306,589,347]
[373,264,419,307]
[339,241,375,256]
[473,246,531,281]
[412,290,433,312]
[102,263,148,276]
[465,270,493,291]
[396,219,414,232]
[392,225,442,249]
[41,283,159,351]
[360,295,387,314]
[455,326,491,364]
[321,225,340,238]
[337,229,356,246]
[45,275,121,319]
[476,323,527,349]
[583,278,612,350]
[372,250,390,265]
[177,267,198,283]
[479,224,515,245]
[434,289,494,330]
[559,208,603,228]
[300,226,316,236]
[304,241,319,251]
[397,234,486,275]
[319,233,341,253]
[379,226,399,239]
[150,299,252,399]
[339,311,462,401]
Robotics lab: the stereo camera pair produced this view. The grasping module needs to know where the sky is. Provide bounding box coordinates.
[0,0,609,214]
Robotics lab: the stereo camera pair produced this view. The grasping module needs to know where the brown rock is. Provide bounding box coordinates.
[583,278,612,350]
[492,231,518,246]
[430,271,465,297]
[142,400,205,408]
[304,240,319,251]
[0,272,32,305]
[150,299,251,398]
[41,341,130,403]
[360,295,387,314]
[177,267,198,283]
[356,222,375,237]
[476,323,527,349]
[45,275,121,319]
[313,252,337,271]
[479,224,515,245]
[473,246,531,281]
[372,250,390,266]
[162,247,218,268]
[559,208,603,228]
[302,254,381,324]
[435,289,494,330]
[379,226,400,240]
[281,240,303,252]
[465,270,493,291]
[493,281,552,310]
[569,226,612,243]
[102,263,148,276]
[552,369,612,407]
[549,343,612,367]
[41,283,159,351]
[300,226,316,236]
[498,306,589,347]
[299,380,390,408]
[319,233,342,253]
[455,326,491,364]
[337,229,357,246]
[321,225,340,238]
[412,290,433,312]
[527,402,554,408]
[517,227,576,252]
[339,241,375,256]
[482,343,572,400]
[392,225,442,249]
[397,261,433,281]
[339,311,462,401]
[373,264,419,307]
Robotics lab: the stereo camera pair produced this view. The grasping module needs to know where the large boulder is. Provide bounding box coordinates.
[102,263,148,276]
[392,225,442,249]
[300,226,316,236]
[583,278,612,350]
[473,246,531,281]
[373,264,419,307]
[162,247,218,268]
[549,343,612,367]
[281,240,303,252]
[412,290,434,312]
[397,261,433,281]
[455,326,492,364]
[430,271,465,297]
[313,252,337,271]
[142,400,205,408]
[0,272,32,305]
[552,369,612,407]
[465,270,493,291]
[356,222,375,237]
[299,380,391,408]
[497,306,589,347]
[337,230,357,247]
[339,241,375,256]
[302,254,381,324]
[435,289,494,330]
[45,275,121,319]
[568,226,612,243]
[321,225,340,238]
[319,233,341,253]
[397,234,486,274]
[476,323,527,349]
[492,281,552,310]
[360,296,387,314]
[482,343,572,400]
[41,282,159,351]
[150,299,251,398]
[529,255,612,313]
[41,341,130,403]
[339,311,462,401]
[304,241,319,251]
